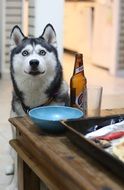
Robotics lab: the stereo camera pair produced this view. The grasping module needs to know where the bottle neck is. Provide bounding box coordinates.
[73,53,84,75]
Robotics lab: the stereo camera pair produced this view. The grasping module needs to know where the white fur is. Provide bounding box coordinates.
[13,44,57,108]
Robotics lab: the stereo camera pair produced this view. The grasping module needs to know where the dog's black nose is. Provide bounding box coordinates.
[30,59,39,68]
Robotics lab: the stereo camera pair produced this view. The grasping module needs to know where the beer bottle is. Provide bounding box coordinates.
[70,53,87,115]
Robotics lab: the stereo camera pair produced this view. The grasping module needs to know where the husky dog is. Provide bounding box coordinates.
[7,24,69,190]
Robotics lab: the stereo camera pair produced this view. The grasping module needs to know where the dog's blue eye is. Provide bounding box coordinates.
[22,50,29,56]
[39,50,46,56]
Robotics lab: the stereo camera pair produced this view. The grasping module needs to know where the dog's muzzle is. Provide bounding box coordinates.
[29,59,44,75]
[30,59,39,69]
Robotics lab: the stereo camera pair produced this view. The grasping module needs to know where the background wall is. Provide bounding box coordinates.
[0,0,6,76]
[34,0,64,60]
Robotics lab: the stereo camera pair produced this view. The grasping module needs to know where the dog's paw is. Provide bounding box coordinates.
[5,163,14,175]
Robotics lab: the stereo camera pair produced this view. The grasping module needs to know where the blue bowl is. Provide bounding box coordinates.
[28,106,83,133]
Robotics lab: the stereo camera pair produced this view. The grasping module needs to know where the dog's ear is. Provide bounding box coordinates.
[40,24,57,48]
[10,25,25,50]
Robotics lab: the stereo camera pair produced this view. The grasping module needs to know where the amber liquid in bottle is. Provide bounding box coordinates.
[70,53,87,115]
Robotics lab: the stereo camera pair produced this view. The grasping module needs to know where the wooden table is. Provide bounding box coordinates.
[9,108,124,190]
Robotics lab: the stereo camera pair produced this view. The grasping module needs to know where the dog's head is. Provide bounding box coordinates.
[10,24,60,77]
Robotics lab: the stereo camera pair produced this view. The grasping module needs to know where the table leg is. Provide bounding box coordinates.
[18,156,40,190]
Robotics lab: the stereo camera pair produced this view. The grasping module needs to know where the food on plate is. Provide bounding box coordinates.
[85,120,124,162]
[85,120,124,139]
[92,139,111,148]
[94,131,124,141]
[112,138,124,162]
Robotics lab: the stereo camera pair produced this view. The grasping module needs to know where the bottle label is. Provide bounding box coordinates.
[75,66,83,74]
[76,88,87,115]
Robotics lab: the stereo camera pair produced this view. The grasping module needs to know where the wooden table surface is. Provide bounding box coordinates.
[9,108,124,190]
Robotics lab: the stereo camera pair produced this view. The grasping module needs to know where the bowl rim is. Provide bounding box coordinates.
[28,105,84,121]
